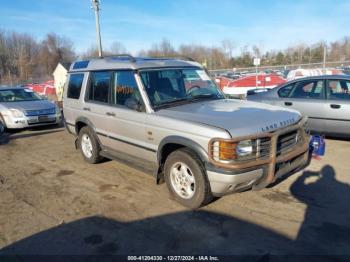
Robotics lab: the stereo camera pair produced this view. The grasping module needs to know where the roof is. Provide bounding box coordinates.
[69,55,202,72]
[53,62,71,74]
[60,62,71,70]
[0,87,26,91]
[288,75,350,82]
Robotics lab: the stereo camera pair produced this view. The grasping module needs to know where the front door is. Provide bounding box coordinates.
[324,79,350,136]
[105,70,156,163]
[277,79,327,134]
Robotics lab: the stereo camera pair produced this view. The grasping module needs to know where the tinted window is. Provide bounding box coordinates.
[289,80,325,99]
[278,84,294,98]
[87,71,111,103]
[112,71,143,110]
[67,74,84,99]
[327,80,350,100]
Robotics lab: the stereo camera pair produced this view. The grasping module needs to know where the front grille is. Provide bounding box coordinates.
[25,108,55,116]
[27,117,56,125]
[256,137,271,158]
[276,129,301,156]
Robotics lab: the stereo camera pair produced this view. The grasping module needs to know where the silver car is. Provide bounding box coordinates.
[248,75,350,137]
[0,87,62,129]
[63,55,310,208]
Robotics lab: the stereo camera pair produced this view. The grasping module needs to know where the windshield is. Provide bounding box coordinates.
[140,68,224,109]
[0,89,43,102]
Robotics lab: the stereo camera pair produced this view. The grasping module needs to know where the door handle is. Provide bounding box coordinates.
[83,107,90,111]
[106,112,116,117]
[284,102,293,106]
[330,104,341,109]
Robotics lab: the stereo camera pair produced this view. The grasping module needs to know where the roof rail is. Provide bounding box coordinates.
[103,54,136,62]
[158,56,196,62]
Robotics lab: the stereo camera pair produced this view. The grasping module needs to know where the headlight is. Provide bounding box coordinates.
[211,139,255,162]
[236,140,253,157]
[9,109,24,118]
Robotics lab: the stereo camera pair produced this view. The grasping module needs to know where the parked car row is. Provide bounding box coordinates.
[248,75,350,137]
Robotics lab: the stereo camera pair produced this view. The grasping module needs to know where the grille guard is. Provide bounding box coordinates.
[208,116,310,183]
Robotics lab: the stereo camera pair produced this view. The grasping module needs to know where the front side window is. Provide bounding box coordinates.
[327,79,350,100]
[67,74,84,99]
[87,71,111,103]
[0,88,43,102]
[140,68,223,109]
[278,83,294,98]
[111,71,144,111]
[289,80,325,99]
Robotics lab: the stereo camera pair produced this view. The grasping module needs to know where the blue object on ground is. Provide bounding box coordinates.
[310,135,326,156]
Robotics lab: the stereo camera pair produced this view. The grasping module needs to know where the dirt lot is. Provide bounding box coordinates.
[0,126,350,256]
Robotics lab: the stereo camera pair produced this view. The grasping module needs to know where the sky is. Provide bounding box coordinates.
[0,0,349,55]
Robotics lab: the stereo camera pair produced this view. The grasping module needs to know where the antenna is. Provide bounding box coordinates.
[91,0,103,58]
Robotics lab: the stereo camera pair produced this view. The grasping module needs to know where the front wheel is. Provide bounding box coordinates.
[164,148,213,208]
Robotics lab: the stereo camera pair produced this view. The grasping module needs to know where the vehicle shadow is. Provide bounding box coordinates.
[0,211,302,256]
[0,125,64,145]
[1,166,350,258]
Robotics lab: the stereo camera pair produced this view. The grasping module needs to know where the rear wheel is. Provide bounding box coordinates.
[78,126,103,164]
[164,148,213,208]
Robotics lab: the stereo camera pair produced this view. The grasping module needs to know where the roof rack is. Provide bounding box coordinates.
[103,54,136,63]
[154,56,196,62]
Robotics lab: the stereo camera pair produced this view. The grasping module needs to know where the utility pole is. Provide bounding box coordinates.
[91,0,103,57]
[323,45,327,68]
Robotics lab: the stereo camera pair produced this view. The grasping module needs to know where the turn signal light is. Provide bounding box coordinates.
[218,141,237,160]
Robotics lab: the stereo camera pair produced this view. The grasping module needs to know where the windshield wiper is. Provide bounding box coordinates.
[153,97,191,110]
[189,94,222,100]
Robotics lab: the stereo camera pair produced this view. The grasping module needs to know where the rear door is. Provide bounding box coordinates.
[275,79,327,133]
[324,79,350,136]
[82,71,113,147]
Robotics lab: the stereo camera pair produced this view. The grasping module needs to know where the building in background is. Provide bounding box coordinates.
[52,63,70,101]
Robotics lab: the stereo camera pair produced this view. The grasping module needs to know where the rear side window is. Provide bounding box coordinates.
[327,79,350,100]
[67,74,84,99]
[87,71,111,103]
[278,84,294,98]
[290,80,325,99]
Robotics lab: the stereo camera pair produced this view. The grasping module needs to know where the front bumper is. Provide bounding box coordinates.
[206,118,310,196]
[207,149,309,196]
[3,113,62,129]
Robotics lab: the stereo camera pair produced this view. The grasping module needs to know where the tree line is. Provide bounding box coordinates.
[0,31,75,85]
[1,29,350,85]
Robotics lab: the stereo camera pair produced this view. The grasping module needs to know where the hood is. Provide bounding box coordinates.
[1,100,56,112]
[156,99,301,137]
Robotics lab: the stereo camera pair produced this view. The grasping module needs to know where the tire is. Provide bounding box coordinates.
[164,148,213,208]
[78,126,103,164]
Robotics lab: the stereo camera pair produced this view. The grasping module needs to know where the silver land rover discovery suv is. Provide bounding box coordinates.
[63,55,310,208]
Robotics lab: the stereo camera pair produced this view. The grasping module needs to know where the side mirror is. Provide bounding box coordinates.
[125,98,144,112]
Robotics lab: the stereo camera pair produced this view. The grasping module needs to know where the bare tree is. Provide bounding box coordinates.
[110,41,127,54]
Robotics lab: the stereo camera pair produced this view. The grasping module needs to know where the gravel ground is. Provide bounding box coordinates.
[0,126,349,256]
